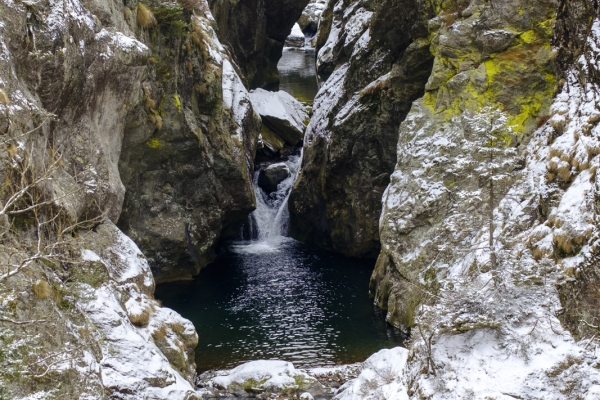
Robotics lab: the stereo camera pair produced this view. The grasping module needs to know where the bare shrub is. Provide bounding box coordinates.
[32,279,54,300]
[0,89,9,106]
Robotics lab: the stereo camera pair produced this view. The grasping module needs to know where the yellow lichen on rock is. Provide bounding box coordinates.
[146,137,162,149]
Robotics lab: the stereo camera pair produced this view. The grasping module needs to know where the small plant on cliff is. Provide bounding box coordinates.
[0,116,105,282]
[463,106,517,278]
[137,3,157,28]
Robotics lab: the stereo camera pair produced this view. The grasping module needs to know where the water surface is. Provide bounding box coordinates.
[276,48,319,104]
[155,239,405,372]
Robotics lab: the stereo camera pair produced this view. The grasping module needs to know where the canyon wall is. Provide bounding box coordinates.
[290,0,600,396]
[116,0,261,284]
[371,0,559,329]
[367,0,600,397]
[289,0,435,258]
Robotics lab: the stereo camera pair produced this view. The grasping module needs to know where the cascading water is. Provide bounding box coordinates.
[233,152,302,253]
[155,21,405,374]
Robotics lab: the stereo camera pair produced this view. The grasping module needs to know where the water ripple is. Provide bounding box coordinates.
[156,239,405,372]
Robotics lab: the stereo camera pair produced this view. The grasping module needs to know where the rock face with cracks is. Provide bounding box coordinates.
[0,0,259,395]
[117,0,261,283]
[289,0,435,258]
[371,0,558,332]
[365,1,600,398]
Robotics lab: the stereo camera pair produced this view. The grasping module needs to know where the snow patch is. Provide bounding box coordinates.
[334,348,409,400]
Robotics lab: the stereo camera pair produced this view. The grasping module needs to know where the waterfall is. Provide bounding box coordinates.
[232,152,302,253]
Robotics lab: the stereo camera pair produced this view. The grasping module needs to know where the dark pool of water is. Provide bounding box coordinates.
[155,238,405,372]
[272,48,319,104]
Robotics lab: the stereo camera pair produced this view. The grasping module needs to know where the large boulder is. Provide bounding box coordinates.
[258,162,291,192]
[297,0,327,33]
[250,89,309,146]
[200,360,323,396]
[260,124,287,153]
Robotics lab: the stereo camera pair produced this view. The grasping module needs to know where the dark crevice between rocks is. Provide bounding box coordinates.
[207,0,311,89]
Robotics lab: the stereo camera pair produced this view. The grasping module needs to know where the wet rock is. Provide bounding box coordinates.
[297,0,327,33]
[258,163,291,192]
[260,123,287,153]
[249,89,309,146]
[118,7,261,284]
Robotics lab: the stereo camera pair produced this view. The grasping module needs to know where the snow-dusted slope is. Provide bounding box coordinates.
[79,223,199,398]
[371,2,600,398]
[0,0,259,396]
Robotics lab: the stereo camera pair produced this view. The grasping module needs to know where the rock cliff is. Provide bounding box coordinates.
[371,0,559,330]
[116,0,261,283]
[289,0,435,258]
[364,0,600,397]
[0,0,260,395]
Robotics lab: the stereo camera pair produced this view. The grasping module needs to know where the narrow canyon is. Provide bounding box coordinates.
[1,0,600,399]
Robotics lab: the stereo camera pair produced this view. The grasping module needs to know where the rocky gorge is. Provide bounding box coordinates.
[1,0,600,398]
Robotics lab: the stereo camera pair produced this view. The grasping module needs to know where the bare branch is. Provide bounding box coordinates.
[0,317,47,325]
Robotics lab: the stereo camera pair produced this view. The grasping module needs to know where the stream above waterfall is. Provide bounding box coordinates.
[265,48,319,104]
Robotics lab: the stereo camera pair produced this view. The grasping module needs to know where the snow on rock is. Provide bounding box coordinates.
[305,63,349,144]
[205,360,323,395]
[78,222,199,399]
[414,328,600,399]
[83,223,155,295]
[222,58,256,142]
[249,88,309,145]
[286,23,306,48]
[290,23,305,38]
[374,12,600,400]
[334,348,409,400]
[95,29,149,57]
[298,0,327,32]
[343,8,372,48]
[317,0,342,70]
